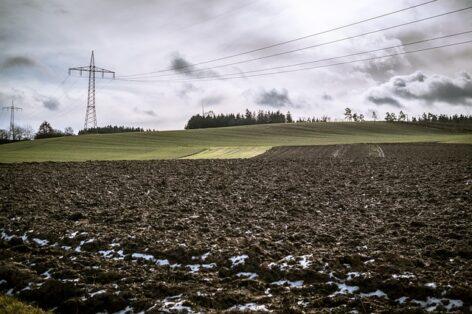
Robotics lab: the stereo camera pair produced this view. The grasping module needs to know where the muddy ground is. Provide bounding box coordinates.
[1,143,471,313]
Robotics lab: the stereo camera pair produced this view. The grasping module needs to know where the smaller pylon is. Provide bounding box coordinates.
[3,100,22,140]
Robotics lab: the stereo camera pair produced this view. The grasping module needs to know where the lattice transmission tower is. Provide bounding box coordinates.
[69,51,115,130]
[3,100,22,140]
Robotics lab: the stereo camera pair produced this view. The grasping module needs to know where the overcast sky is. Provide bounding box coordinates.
[0,0,471,131]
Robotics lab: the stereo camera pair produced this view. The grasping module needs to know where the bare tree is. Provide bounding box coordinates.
[344,108,352,121]
[64,127,74,136]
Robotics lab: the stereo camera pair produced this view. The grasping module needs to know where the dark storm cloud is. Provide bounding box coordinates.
[256,88,292,108]
[1,56,38,69]
[367,95,402,107]
[42,97,59,111]
[367,71,472,107]
[171,55,193,76]
[170,54,219,78]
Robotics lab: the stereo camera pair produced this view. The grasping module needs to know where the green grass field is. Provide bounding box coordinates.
[0,122,470,162]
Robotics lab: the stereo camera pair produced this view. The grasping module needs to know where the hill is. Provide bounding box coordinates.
[0,122,470,162]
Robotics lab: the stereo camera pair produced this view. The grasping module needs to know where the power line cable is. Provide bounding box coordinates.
[119,0,439,78]
[118,39,472,83]
[121,30,472,81]
[123,5,472,79]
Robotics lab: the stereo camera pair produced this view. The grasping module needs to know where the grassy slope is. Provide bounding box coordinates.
[0,295,48,314]
[0,122,470,162]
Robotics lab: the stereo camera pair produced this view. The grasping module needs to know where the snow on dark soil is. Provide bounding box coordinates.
[1,143,471,313]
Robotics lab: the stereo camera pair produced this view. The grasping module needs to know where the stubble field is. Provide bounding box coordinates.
[1,143,471,313]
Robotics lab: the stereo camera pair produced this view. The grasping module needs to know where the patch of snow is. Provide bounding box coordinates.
[201,252,210,261]
[187,265,201,273]
[61,278,79,282]
[346,272,362,281]
[201,263,216,269]
[411,297,463,312]
[114,306,133,314]
[90,289,107,297]
[6,288,14,296]
[98,250,114,258]
[330,282,359,296]
[132,253,155,262]
[444,299,463,311]
[271,280,304,288]
[360,290,388,298]
[299,255,312,269]
[392,272,415,279]
[41,269,53,279]
[61,245,71,251]
[230,255,248,267]
[364,259,375,264]
[228,303,270,312]
[396,296,408,304]
[156,259,170,266]
[74,238,94,252]
[236,272,258,280]
[0,279,7,285]
[68,231,79,238]
[1,231,14,241]
[32,238,49,246]
[187,263,216,273]
[425,282,437,289]
[161,295,195,313]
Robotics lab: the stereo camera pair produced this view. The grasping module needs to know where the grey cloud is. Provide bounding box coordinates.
[367,95,402,108]
[43,97,59,111]
[1,56,37,69]
[143,110,156,116]
[256,88,292,108]
[170,54,218,78]
[134,107,157,117]
[321,93,333,101]
[367,71,472,107]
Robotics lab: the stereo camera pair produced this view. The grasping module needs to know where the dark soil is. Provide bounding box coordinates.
[1,143,471,313]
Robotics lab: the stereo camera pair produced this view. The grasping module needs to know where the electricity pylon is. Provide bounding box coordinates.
[3,100,22,140]
[69,51,115,130]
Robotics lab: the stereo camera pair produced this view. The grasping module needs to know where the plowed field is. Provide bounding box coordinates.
[1,143,471,313]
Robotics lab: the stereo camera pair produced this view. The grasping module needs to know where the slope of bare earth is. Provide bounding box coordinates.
[0,143,471,313]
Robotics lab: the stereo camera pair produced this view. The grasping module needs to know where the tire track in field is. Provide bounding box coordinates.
[377,144,385,158]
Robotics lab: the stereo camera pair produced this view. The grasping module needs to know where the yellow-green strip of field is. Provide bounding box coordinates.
[183,146,270,159]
